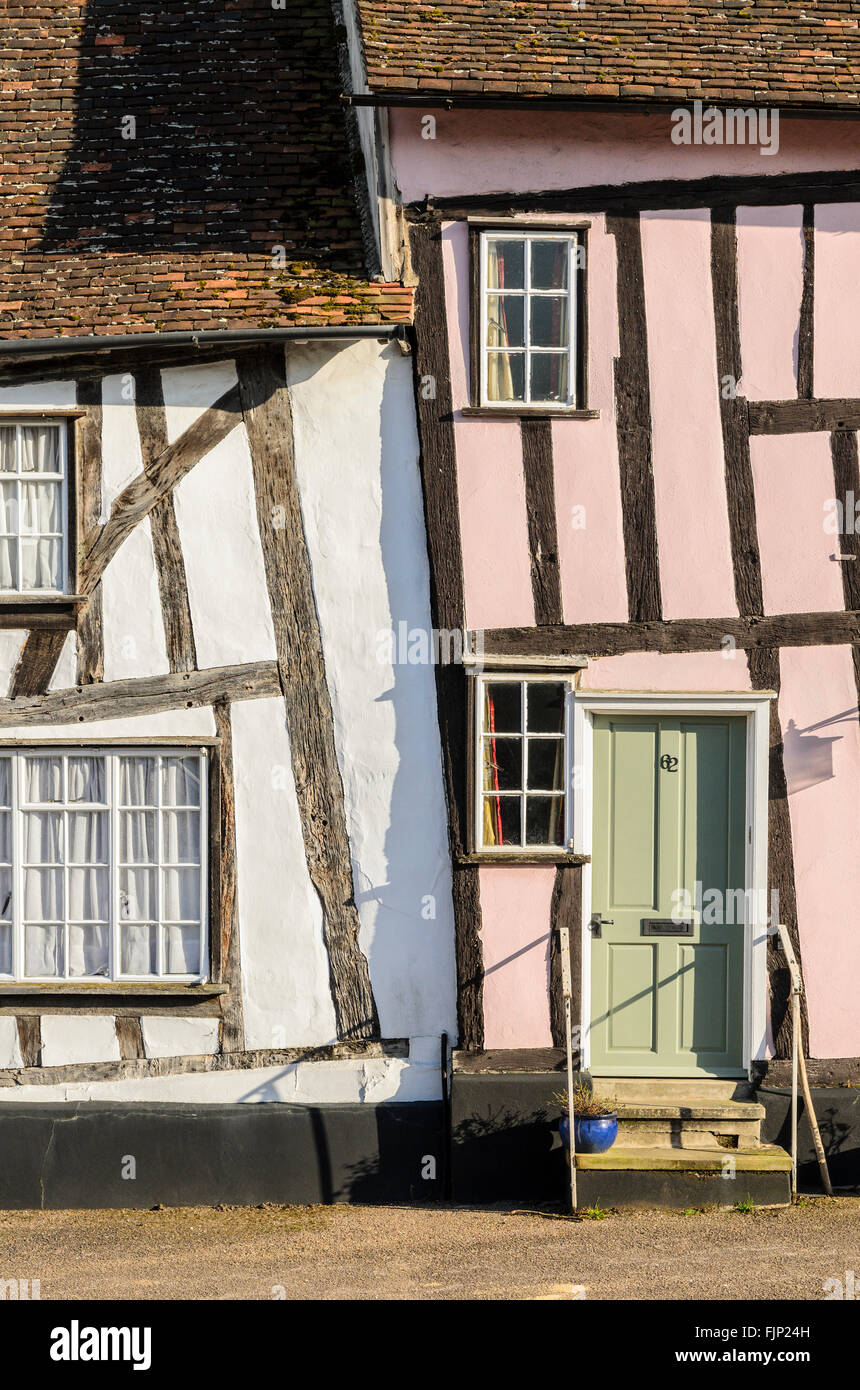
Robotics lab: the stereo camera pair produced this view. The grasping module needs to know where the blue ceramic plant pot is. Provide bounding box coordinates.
[559,1113,618,1154]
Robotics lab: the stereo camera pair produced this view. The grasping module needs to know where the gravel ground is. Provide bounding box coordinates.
[1,1196,858,1300]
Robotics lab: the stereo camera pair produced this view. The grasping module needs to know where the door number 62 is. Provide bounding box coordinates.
[659,754,679,772]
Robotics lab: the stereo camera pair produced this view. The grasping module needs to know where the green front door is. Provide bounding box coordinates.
[589,715,747,1077]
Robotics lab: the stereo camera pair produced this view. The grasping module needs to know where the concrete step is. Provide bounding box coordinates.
[575,1144,791,1172]
[614,1100,765,1150]
[571,1143,792,1209]
[594,1077,754,1103]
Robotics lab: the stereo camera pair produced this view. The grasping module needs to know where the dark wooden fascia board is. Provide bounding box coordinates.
[408,167,860,224]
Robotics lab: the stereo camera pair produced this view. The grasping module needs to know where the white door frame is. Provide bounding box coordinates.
[571,690,775,1078]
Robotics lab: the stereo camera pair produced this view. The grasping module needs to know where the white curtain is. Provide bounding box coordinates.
[22,756,62,804]
[119,755,201,975]
[0,427,63,593]
[13,753,202,979]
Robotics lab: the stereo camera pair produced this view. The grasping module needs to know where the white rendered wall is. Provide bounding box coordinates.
[160,359,238,443]
[172,424,277,669]
[289,339,457,1041]
[231,696,337,1049]
[141,1017,220,1059]
[0,1042,441,1104]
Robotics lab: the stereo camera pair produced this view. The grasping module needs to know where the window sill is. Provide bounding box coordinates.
[459,407,600,421]
[0,983,227,997]
[0,594,85,628]
[457,851,590,865]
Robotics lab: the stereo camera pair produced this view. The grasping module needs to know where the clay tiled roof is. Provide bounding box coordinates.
[0,0,411,339]
[356,0,860,108]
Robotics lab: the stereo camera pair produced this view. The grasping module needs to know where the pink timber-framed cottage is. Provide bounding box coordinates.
[344,0,860,1201]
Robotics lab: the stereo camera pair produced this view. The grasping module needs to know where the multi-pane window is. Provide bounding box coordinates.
[477,678,568,851]
[0,422,68,594]
[0,749,208,982]
[480,231,580,408]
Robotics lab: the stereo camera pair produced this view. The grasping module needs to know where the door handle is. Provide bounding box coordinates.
[589,914,614,938]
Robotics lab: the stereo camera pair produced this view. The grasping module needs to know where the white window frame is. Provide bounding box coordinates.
[479,230,579,410]
[0,745,209,984]
[473,672,576,855]
[0,419,69,597]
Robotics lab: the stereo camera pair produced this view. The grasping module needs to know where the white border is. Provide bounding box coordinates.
[572,690,774,1078]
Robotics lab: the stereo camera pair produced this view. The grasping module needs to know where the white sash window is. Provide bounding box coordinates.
[0,748,208,982]
[0,422,68,594]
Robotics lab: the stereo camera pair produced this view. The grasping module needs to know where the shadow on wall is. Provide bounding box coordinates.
[784,705,859,794]
[40,0,362,267]
[355,344,458,1039]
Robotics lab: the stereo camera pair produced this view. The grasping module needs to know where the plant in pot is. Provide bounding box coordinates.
[554,1084,618,1155]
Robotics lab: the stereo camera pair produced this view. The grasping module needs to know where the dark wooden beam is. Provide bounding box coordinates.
[798,205,815,400]
[711,206,764,618]
[16,1015,41,1068]
[0,659,280,727]
[749,399,860,435]
[411,222,484,1050]
[213,700,243,1053]
[549,864,582,1055]
[829,428,860,766]
[483,609,860,659]
[75,378,105,684]
[606,212,662,623]
[9,631,69,699]
[81,383,241,595]
[452,1047,568,1073]
[521,420,563,626]
[115,1017,144,1061]
[0,1039,409,1088]
[238,348,379,1043]
[757,1056,860,1087]
[747,647,808,1060]
[134,367,198,674]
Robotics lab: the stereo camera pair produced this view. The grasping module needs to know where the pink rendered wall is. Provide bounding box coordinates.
[640,209,737,619]
[553,213,627,624]
[736,205,805,401]
[442,221,534,630]
[814,203,860,398]
[750,433,844,616]
[579,651,752,692]
[390,108,860,205]
[779,646,860,1058]
[479,866,556,1049]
